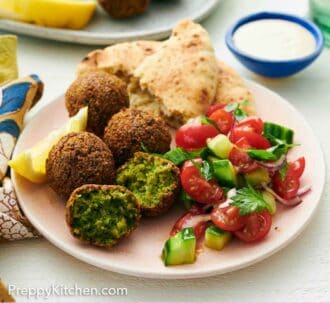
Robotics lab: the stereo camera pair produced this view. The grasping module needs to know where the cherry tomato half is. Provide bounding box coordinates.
[236,116,264,135]
[209,108,235,135]
[234,210,272,243]
[211,205,246,232]
[181,160,223,204]
[288,157,305,178]
[230,127,271,149]
[176,123,219,150]
[229,137,259,173]
[272,160,302,200]
[206,103,226,117]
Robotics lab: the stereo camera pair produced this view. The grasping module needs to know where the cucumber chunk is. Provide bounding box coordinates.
[262,191,277,215]
[207,134,234,159]
[264,122,294,144]
[245,168,270,186]
[162,227,196,266]
[205,225,231,251]
[209,157,237,187]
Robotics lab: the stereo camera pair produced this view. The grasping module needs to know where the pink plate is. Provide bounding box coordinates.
[11,81,325,279]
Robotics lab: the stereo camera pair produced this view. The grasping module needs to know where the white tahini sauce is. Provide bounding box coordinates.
[233,19,316,61]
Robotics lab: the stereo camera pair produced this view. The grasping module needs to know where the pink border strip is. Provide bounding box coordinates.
[1,303,329,329]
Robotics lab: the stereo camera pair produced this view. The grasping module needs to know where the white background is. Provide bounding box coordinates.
[1,0,329,302]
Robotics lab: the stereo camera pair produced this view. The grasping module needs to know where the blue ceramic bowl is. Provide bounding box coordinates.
[225,12,325,78]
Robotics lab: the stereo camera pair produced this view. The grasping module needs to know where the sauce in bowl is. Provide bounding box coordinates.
[233,19,316,61]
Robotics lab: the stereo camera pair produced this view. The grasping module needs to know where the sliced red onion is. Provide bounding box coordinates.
[297,185,312,196]
[261,183,302,207]
[219,188,237,208]
[257,155,286,171]
[182,214,211,229]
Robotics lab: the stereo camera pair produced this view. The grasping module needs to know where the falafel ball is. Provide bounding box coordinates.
[103,108,171,166]
[65,70,129,137]
[46,132,116,200]
[98,0,150,18]
[66,184,141,247]
[116,152,180,217]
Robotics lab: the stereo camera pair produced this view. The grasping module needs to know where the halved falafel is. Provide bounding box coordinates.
[65,70,129,137]
[116,152,180,216]
[98,0,150,18]
[103,108,171,166]
[66,184,141,247]
[46,132,115,200]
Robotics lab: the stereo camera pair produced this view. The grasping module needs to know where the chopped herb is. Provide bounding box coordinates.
[180,189,194,210]
[191,160,215,181]
[225,101,248,121]
[200,115,219,130]
[230,185,271,216]
[279,162,289,180]
[162,147,209,166]
[248,143,293,161]
[141,142,150,153]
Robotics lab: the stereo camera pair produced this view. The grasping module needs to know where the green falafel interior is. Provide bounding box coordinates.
[116,152,180,216]
[67,185,140,247]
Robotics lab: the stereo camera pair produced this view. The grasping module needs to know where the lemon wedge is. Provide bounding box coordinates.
[0,35,18,84]
[9,107,88,184]
[0,0,97,30]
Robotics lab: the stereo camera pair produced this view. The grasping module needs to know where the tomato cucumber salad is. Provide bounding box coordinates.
[160,102,311,266]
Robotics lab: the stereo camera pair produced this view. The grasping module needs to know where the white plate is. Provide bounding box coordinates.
[0,0,221,45]
[12,80,325,279]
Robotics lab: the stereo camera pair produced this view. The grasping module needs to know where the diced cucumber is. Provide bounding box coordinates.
[205,225,231,251]
[264,122,294,144]
[262,191,277,215]
[209,157,237,187]
[245,168,270,186]
[162,227,196,266]
[207,134,234,159]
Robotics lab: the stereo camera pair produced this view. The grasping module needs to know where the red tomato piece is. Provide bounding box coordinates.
[272,161,302,200]
[234,211,272,243]
[211,205,246,232]
[175,123,219,150]
[206,103,226,117]
[237,116,264,135]
[181,160,223,204]
[288,157,305,178]
[230,127,271,149]
[209,108,235,135]
[229,138,259,173]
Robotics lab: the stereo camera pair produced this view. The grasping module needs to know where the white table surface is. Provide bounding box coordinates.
[1,0,329,302]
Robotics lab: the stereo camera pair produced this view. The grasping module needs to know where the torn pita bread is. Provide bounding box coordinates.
[215,61,256,115]
[129,20,218,127]
[77,41,161,83]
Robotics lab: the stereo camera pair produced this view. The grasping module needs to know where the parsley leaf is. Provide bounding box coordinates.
[162,147,208,166]
[191,160,215,181]
[279,162,289,180]
[225,101,249,122]
[230,185,271,216]
[200,115,219,130]
[247,144,290,161]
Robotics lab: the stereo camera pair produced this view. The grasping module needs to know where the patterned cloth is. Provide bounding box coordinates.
[0,75,43,242]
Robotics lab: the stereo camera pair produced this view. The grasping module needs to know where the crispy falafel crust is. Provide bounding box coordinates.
[66,184,141,247]
[116,152,180,217]
[65,71,129,137]
[98,0,150,18]
[103,108,171,166]
[46,132,116,200]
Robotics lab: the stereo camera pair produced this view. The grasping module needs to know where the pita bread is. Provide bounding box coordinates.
[77,40,161,83]
[129,20,218,127]
[215,61,256,115]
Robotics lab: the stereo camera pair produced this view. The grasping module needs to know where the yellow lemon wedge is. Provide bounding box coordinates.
[0,35,18,84]
[9,107,88,184]
[0,0,97,30]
